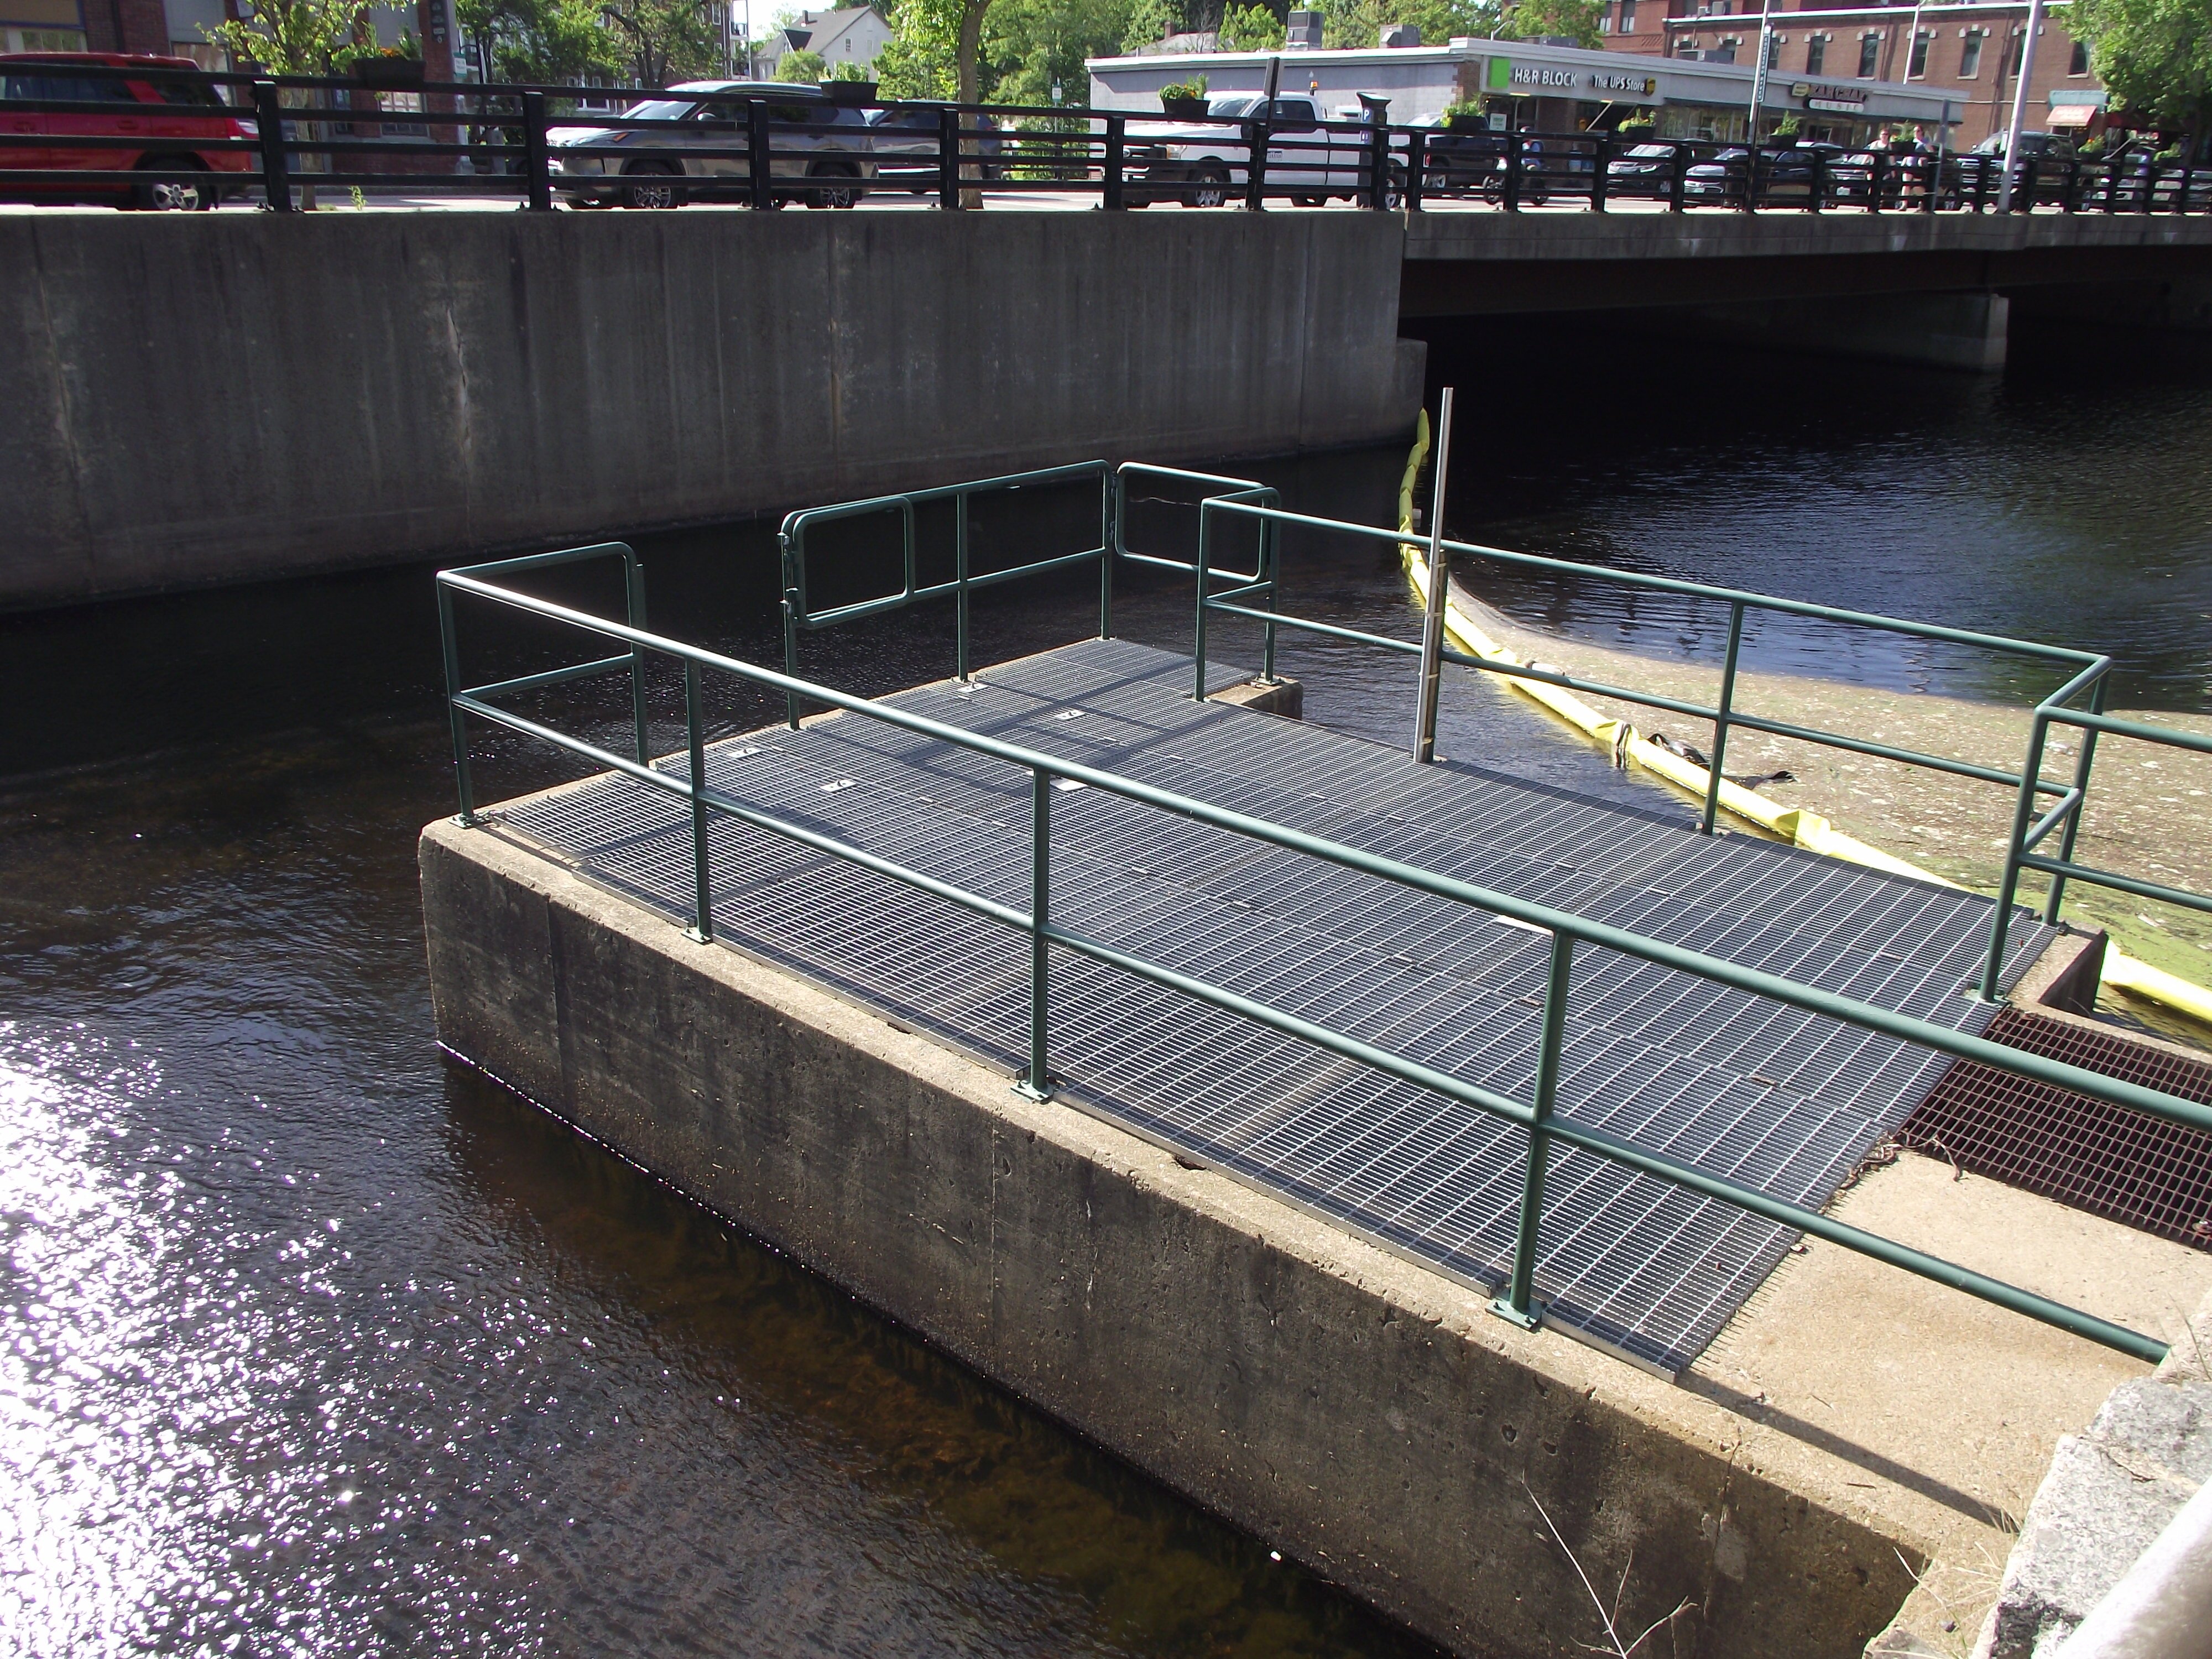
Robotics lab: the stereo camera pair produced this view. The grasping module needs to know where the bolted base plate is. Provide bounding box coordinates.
[1487,1297,1543,1332]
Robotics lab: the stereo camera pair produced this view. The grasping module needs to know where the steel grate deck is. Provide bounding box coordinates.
[497,638,2056,1375]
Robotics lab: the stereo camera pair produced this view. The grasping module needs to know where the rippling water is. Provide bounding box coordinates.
[4,326,2208,1654]
[1422,322,2212,710]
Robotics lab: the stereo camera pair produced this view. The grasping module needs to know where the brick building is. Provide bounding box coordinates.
[10,0,456,87]
[1632,0,2105,147]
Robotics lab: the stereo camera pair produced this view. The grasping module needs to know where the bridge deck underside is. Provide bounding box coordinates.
[498,638,2053,1375]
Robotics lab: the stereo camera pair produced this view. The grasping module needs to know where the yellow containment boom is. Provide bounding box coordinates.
[1392,410,2212,1029]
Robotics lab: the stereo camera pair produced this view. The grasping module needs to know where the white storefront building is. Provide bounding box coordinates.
[1087,37,1971,143]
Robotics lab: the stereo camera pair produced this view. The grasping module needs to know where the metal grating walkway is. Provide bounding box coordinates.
[498,638,2056,1375]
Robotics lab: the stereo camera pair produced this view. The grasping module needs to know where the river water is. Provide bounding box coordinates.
[3,324,2208,1655]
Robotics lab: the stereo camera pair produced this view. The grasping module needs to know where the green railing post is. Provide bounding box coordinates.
[1193,501,1212,702]
[1493,931,1573,1330]
[956,490,972,683]
[778,528,803,731]
[625,550,651,766]
[437,581,479,826]
[1980,712,2055,1000]
[1017,765,1053,1100]
[1700,601,1746,836]
[2043,674,2108,925]
[1260,508,1280,684]
[684,660,713,943]
[1099,467,1116,641]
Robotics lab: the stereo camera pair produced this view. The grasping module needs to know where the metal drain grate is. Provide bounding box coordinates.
[498,637,2056,1374]
[1905,1006,2212,1246]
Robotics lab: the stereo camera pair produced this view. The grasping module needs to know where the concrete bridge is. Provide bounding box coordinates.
[4,205,2209,608]
[1401,207,2212,371]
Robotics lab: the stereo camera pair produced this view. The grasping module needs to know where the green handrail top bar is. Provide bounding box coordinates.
[2045,707,2212,754]
[437,565,2200,1367]
[437,569,2212,1145]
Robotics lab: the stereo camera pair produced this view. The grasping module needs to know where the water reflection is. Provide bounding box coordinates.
[1416,321,2212,710]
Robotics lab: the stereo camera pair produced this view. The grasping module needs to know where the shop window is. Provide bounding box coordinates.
[1960,32,1982,76]
[1908,31,1928,76]
[1858,34,1879,76]
[1714,37,1738,62]
[1619,0,1635,32]
[1805,34,1826,72]
[2008,32,2024,75]
[2069,39,2089,74]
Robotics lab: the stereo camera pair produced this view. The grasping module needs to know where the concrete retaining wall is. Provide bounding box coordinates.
[420,811,1927,1659]
[1,210,1423,609]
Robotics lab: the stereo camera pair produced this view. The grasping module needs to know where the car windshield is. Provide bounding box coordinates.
[622,99,697,122]
[1207,95,1261,117]
[1625,143,1672,157]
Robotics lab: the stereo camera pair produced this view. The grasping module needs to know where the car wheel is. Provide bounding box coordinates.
[806,161,859,208]
[1187,165,1229,208]
[620,164,682,209]
[134,156,214,211]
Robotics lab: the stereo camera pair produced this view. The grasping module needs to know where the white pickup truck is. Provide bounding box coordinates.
[1122,93,1397,207]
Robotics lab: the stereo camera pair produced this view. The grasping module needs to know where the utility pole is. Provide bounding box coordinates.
[1745,0,1773,142]
[1995,0,2043,211]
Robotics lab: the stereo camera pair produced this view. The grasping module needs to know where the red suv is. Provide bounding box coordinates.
[0,52,254,209]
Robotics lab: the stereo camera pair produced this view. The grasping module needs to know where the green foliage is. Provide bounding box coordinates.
[1216,1,1283,49]
[454,0,615,84]
[983,0,1134,106]
[596,0,721,86]
[201,0,369,75]
[1772,112,1801,137]
[874,0,962,97]
[1496,0,1602,49]
[777,45,827,78]
[1119,0,1177,50]
[1318,0,1497,51]
[828,55,870,77]
[1157,74,1207,100]
[2070,0,2212,133]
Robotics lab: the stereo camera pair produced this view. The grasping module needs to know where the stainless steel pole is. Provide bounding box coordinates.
[1996,0,2044,211]
[1412,387,1456,764]
[1746,3,1773,141]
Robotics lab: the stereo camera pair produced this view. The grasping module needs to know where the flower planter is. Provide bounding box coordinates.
[354,56,425,89]
[1161,95,1208,120]
[821,80,877,106]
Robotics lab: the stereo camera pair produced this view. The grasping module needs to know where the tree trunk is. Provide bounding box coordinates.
[956,0,988,205]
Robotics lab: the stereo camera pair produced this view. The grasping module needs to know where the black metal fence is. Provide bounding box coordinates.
[3,61,2207,216]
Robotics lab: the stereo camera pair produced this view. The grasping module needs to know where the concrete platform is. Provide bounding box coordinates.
[417,640,2212,1656]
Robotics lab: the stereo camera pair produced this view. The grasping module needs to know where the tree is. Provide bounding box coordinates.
[1498,0,1601,49]
[776,44,827,78]
[1215,0,1282,49]
[2070,0,2212,141]
[1119,0,1177,50]
[596,0,721,86]
[1319,0,1496,50]
[452,0,616,83]
[875,0,960,97]
[984,0,1134,105]
[202,0,369,74]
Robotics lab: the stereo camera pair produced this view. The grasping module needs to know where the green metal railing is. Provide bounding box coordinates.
[437,483,2212,1372]
[1180,492,2212,1004]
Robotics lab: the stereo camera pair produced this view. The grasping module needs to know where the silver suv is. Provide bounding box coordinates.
[548,81,877,208]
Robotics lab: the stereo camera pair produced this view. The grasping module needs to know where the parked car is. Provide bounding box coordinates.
[1682,142,1844,206]
[1947,131,2076,207]
[1404,115,1505,194]
[0,51,254,209]
[864,102,1001,186]
[1123,93,1384,206]
[547,81,876,208]
[1604,140,1681,199]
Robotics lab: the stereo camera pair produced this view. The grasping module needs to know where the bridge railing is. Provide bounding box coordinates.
[439,474,2212,1375]
[6,60,2206,216]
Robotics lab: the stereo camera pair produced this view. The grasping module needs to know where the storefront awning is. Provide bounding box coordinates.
[2046,104,2098,127]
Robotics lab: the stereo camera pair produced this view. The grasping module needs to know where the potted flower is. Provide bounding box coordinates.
[1442,100,1486,133]
[1159,77,1208,119]
[347,36,425,88]
[822,66,877,105]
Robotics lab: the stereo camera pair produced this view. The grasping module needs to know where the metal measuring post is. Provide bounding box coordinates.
[1411,388,1456,764]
